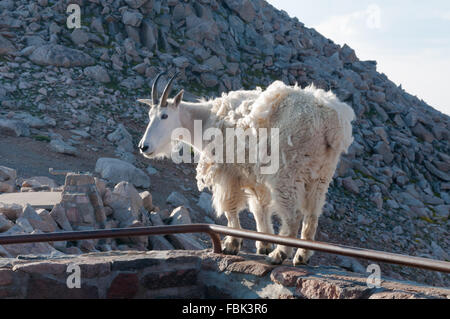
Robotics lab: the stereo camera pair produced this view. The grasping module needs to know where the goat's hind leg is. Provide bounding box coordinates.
[266,185,302,264]
[248,196,273,255]
[293,180,328,265]
[221,209,244,255]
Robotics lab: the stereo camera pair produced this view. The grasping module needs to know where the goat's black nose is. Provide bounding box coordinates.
[140,144,149,152]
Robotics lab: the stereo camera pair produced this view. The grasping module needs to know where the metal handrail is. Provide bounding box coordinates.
[0,224,449,273]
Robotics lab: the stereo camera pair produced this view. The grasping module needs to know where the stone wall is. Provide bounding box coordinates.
[0,250,448,299]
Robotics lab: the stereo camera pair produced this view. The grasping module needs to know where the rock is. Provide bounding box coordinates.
[336,256,366,274]
[224,0,256,23]
[49,204,73,231]
[424,161,450,182]
[0,166,16,193]
[21,204,56,233]
[125,0,148,9]
[21,114,46,128]
[0,35,16,55]
[140,191,153,212]
[430,241,448,261]
[107,124,133,152]
[367,91,386,104]
[370,192,383,210]
[146,165,158,175]
[0,119,30,137]
[342,177,360,194]
[149,234,175,251]
[1,225,59,257]
[373,142,394,164]
[0,181,15,193]
[36,209,59,233]
[140,19,157,51]
[167,233,205,251]
[296,276,373,299]
[397,192,425,208]
[434,205,449,219]
[122,10,143,27]
[393,225,403,235]
[22,176,57,190]
[148,212,176,250]
[169,206,192,225]
[15,217,34,233]
[70,28,90,46]
[340,44,358,63]
[104,182,144,228]
[173,56,190,68]
[0,203,22,220]
[404,112,419,127]
[29,44,95,67]
[197,192,214,217]
[84,65,111,83]
[49,139,77,155]
[0,213,14,232]
[200,73,219,87]
[166,191,189,207]
[95,158,150,188]
[411,123,435,143]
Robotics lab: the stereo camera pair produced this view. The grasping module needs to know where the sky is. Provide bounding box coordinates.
[267,0,450,115]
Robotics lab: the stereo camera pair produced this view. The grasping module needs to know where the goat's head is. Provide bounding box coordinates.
[138,72,184,158]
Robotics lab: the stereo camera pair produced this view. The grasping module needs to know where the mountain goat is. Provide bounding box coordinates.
[138,73,355,265]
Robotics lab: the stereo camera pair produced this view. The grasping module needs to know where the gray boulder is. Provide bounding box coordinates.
[49,139,77,155]
[0,35,16,55]
[29,44,95,67]
[84,65,111,83]
[95,158,150,188]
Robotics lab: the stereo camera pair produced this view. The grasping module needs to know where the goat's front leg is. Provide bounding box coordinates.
[293,214,318,265]
[266,211,302,264]
[222,210,243,255]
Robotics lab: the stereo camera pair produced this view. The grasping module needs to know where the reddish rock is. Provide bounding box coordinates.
[0,269,13,286]
[369,291,424,299]
[79,261,111,279]
[26,276,99,299]
[107,273,139,299]
[270,266,310,287]
[143,269,198,289]
[296,277,373,299]
[226,260,275,277]
[201,252,245,272]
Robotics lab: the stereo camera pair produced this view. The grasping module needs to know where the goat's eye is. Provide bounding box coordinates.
[161,114,168,120]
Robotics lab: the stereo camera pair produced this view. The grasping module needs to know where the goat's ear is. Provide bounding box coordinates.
[173,89,184,108]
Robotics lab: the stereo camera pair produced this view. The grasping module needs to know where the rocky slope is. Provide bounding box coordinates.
[0,0,449,287]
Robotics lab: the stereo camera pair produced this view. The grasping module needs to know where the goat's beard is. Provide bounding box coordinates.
[141,142,173,160]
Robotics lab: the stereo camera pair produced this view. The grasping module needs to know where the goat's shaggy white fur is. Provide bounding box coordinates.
[195,81,355,264]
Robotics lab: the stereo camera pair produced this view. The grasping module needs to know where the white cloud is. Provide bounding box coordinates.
[314,4,382,42]
[440,11,450,21]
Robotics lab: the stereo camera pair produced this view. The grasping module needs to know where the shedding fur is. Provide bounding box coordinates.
[139,80,355,265]
[195,81,354,264]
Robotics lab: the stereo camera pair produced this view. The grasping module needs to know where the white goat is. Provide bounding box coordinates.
[138,73,355,265]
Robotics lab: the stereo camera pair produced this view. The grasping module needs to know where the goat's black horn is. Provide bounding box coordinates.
[160,72,179,107]
[152,72,166,106]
